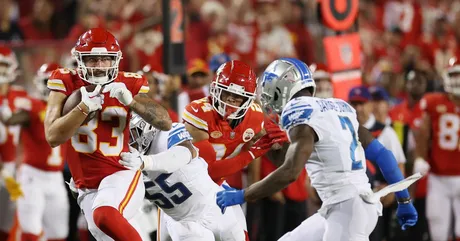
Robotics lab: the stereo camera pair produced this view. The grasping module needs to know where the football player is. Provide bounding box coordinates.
[0,46,28,241]
[43,28,172,241]
[181,60,286,239]
[216,58,418,241]
[414,57,460,241]
[2,63,69,241]
[119,114,246,241]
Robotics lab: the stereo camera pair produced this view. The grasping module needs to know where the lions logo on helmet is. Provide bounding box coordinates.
[260,58,315,117]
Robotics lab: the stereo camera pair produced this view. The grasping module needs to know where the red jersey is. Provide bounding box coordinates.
[419,93,460,176]
[183,97,264,160]
[47,69,150,188]
[21,98,66,172]
[0,86,28,163]
[182,97,264,184]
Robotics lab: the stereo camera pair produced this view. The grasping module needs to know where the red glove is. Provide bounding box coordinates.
[263,118,290,148]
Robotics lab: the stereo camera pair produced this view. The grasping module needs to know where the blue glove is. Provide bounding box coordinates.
[216,185,245,214]
[396,202,418,230]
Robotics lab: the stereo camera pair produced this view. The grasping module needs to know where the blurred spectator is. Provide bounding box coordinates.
[185,0,210,61]
[348,85,406,241]
[0,0,23,42]
[389,70,430,241]
[369,86,391,125]
[18,0,56,40]
[201,1,231,58]
[255,1,295,72]
[177,58,210,121]
[310,63,333,99]
[226,0,258,67]
[138,65,179,122]
[209,53,231,74]
[284,0,315,65]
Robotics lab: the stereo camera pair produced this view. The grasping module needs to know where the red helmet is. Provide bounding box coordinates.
[210,60,257,119]
[310,63,333,98]
[73,28,122,85]
[34,63,61,100]
[444,57,460,96]
[0,46,18,84]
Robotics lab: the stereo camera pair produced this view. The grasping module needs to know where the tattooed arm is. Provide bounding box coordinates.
[130,93,172,131]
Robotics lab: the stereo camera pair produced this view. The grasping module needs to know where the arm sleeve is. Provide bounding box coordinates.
[193,139,255,181]
[365,139,410,199]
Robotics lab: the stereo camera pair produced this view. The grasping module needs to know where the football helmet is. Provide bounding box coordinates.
[210,60,257,119]
[260,58,315,115]
[129,113,159,154]
[444,57,460,96]
[34,62,60,100]
[0,46,19,84]
[73,28,122,85]
[311,63,333,99]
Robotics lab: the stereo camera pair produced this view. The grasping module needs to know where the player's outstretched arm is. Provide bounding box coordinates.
[1,110,30,126]
[130,93,172,131]
[185,122,267,180]
[358,125,418,230]
[120,140,196,173]
[243,124,315,202]
[413,113,431,174]
[0,98,31,126]
[44,91,89,147]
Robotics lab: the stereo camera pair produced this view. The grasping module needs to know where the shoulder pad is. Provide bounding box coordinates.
[168,123,193,149]
[182,98,213,131]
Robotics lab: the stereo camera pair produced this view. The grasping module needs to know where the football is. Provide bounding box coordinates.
[61,85,99,125]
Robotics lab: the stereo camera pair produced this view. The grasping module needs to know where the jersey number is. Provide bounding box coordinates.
[47,146,63,166]
[338,116,362,170]
[438,114,460,151]
[71,107,127,156]
[0,124,20,145]
[144,173,192,209]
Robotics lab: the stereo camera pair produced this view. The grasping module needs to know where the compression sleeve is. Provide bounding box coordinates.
[365,139,410,200]
[194,139,256,181]
[142,145,192,173]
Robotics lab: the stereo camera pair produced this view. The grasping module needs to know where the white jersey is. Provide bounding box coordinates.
[142,123,220,221]
[281,96,372,207]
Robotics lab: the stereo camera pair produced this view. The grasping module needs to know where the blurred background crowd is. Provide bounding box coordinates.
[1,0,460,240]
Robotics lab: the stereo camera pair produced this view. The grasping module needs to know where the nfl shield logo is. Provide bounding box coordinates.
[339,43,353,66]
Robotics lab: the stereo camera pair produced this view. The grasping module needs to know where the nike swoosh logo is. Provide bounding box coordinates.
[191,107,199,112]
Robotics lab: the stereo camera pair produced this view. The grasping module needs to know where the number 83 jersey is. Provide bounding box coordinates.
[142,123,220,221]
[47,69,150,189]
[281,96,371,207]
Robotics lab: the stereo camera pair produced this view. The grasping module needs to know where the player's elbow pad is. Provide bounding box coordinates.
[142,146,192,173]
[364,139,409,199]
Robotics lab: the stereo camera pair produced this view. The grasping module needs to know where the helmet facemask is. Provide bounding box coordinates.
[0,61,18,84]
[129,114,158,154]
[210,82,255,120]
[445,70,460,97]
[34,74,50,101]
[74,49,122,85]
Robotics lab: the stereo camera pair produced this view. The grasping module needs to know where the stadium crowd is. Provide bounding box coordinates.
[1,0,460,241]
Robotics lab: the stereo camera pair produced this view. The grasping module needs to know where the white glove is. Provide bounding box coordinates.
[119,146,148,170]
[1,99,12,122]
[413,157,430,175]
[80,85,104,112]
[102,82,133,106]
